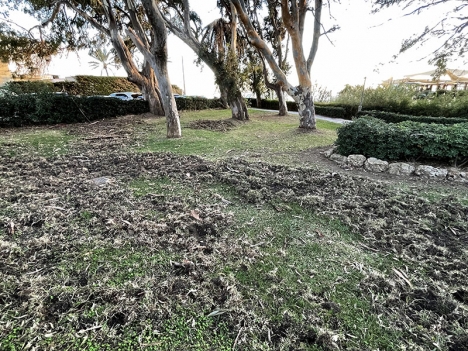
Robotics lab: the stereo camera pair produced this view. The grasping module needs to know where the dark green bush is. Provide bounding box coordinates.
[4,76,140,96]
[336,117,468,162]
[246,98,349,119]
[0,94,150,127]
[357,110,468,124]
[0,93,222,127]
[175,96,222,110]
[314,106,346,119]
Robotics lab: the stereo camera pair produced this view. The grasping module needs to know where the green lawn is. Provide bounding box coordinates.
[136,109,339,161]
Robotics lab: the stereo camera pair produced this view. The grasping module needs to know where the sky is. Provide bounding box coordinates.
[11,1,467,97]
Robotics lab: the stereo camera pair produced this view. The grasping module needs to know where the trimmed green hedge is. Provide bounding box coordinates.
[356,110,468,125]
[248,98,348,119]
[336,117,468,162]
[5,77,140,96]
[0,94,223,127]
[6,78,192,98]
[0,94,149,127]
[176,97,223,110]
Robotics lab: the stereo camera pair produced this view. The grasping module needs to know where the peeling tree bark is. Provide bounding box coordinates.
[218,85,229,109]
[261,56,288,116]
[290,86,316,129]
[278,88,288,116]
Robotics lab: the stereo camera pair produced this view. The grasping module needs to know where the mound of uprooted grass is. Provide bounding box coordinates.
[1,150,467,350]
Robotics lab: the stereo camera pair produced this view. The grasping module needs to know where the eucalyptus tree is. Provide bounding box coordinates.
[0,1,161,115]
[239,49,267,107]
[0,0,182,137]
[372,0,468,72]
[249,0,292,115]
[229,0,336,129]
[159,0,249,120]
[125,0,181,137]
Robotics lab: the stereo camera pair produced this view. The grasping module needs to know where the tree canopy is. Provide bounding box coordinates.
[373,0,468,71]
[0,18,60,77]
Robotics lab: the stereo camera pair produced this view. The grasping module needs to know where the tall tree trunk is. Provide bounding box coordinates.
[152,57,181,138]
[141,62,164,115]
[129,0,182,138]
[292,87,316,129]
[127,72,164,116]
[232,0,318,129]
[277,88,288,116]
[255,89,262,107]
[228,91,249,120]
[141,82,164,115]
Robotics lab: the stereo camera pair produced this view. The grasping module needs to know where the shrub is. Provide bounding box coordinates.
[336,117,468,163]
[357,110,468,124]
[246,98,348,119]
[314,106,346,119]
[55,76,140,96]
[3,81,54,95]
[175,97,222,110]
[334,84,416,109]
[0,94,222,127]
[0,94,150,127]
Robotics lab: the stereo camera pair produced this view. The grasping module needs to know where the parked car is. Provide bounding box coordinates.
[108,92,144,101]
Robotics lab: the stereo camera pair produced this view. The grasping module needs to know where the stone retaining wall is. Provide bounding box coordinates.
[323,147,467,182]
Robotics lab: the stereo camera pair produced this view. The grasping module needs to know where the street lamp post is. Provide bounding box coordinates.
[358,76,367,112]
[182,57,186,96]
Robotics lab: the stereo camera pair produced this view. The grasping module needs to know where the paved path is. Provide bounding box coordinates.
[251,108,350,124]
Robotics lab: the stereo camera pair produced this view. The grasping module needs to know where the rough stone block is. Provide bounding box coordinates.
[329,153,348,165]
[347,154,367,168]
[415,165,448,178]
[364,157,389,173]
[388,162,415,176]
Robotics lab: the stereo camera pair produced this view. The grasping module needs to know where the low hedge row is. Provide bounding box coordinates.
[336,117,468,162]
[0,94,223,127]
[0,94,149,126]
[250,97,468,119]
[6,77,140,96]
[176,97,222,110]
[247,98,348,119]
[6,78,184,97]
[357,110,468,125]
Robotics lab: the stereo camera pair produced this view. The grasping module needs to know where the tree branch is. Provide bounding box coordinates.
[307,0,322,73]
[231,0,292,91]
[63,0,110,36]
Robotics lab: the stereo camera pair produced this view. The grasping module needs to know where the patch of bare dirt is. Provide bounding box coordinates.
[187,118,242,132]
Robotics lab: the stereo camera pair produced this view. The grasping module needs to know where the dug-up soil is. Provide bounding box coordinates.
[0,115,467,350]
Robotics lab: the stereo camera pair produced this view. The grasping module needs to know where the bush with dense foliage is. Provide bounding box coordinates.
[247,98,348,119]
[4,77,184,97]
[0,94,149,126]
[336,117,468,163]
[334,84,468,118]
[357,110,468,124]
[0,93,223,127]
[176,96,222,110]
[4,77,140,96]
